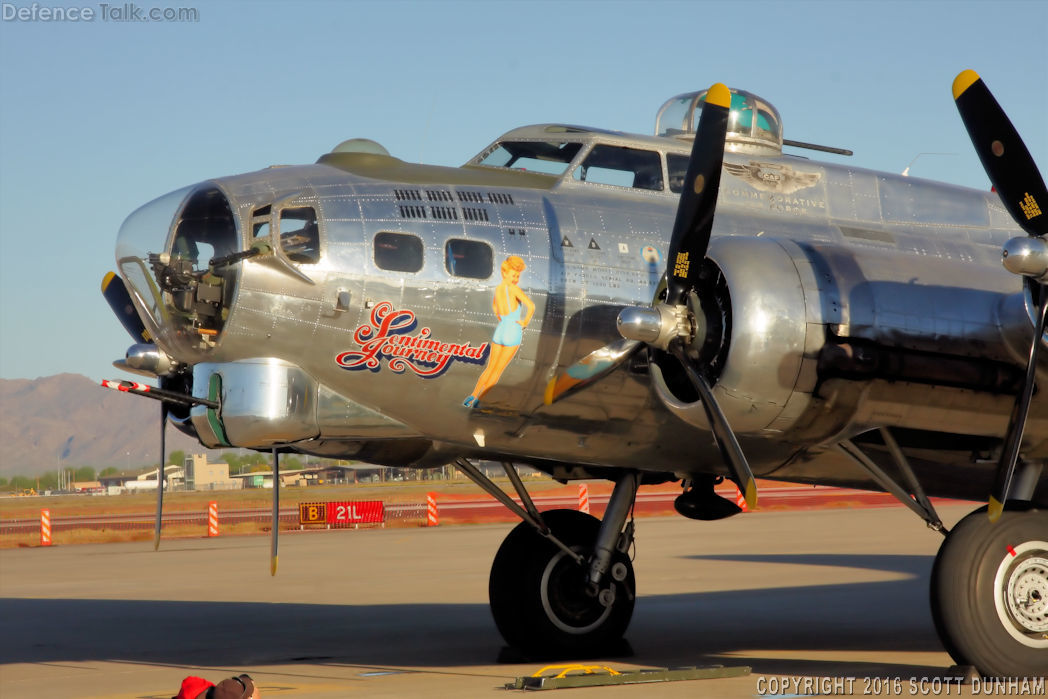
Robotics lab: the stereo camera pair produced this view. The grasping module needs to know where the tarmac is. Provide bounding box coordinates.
[0,502,984,698]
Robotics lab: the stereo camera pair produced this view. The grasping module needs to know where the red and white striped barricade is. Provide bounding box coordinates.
[578,484,590,514]
[40,509,52,546]
[427,492,439,527]
[207,501,219,537]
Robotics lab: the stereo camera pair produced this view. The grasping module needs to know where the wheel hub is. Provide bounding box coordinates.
[994,541,1048,646]
[540,548,613,635]
[1005,554,1048,634]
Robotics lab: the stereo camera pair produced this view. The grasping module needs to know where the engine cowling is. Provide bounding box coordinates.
[652,235,821,436]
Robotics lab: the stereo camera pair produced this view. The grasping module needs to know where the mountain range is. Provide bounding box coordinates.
[0,374,223,477]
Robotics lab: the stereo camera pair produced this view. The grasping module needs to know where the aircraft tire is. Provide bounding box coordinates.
[930,504,1048,677]
[488,509,635,659]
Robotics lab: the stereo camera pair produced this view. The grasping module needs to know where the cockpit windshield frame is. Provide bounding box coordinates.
[476,140,583,176]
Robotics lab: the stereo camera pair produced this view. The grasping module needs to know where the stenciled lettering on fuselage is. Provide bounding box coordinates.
[335,302,488,378]
[722,161,827,216]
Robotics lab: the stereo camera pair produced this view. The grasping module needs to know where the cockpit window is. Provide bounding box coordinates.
[667,153,689,194]
[374,232,423,273]
[478,141,582,176]
[249,204,320,265]
[572,145,663,191]
[279,207,320,264]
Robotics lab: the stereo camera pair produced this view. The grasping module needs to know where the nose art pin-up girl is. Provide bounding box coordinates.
[464,256,534,408]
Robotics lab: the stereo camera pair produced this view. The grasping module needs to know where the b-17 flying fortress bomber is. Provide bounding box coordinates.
[102,71,1047,677]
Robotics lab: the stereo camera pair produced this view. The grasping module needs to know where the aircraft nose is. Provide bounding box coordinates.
[115,183,241,362]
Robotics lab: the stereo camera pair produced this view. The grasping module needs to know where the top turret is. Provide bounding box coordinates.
[655,87,783,156]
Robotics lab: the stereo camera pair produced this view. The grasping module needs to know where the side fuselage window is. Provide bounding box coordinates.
[573,145,664,191]
[374,231,424,273]
[445,238,493,279]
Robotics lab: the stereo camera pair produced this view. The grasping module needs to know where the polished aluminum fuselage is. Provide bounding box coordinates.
[120,125,1046,501]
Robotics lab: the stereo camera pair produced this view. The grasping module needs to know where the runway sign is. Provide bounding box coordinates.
[299,501,384,525]
[299,502,327,524]
[328,501,384,524]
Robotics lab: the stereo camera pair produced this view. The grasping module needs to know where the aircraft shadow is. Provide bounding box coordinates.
[0,553,948,678]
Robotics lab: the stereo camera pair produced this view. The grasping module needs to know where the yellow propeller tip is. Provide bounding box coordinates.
[101,271,116,293]
[543,377,557,405]
[952,69,981,100]
[987,496,1004,522]
[705,83,731,109]
[745,480,758,509]
[271,556,278,576]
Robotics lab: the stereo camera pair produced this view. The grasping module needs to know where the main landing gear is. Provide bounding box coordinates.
[841,435,1047,677]
[931,504,1048,677]
[455,459,639,658]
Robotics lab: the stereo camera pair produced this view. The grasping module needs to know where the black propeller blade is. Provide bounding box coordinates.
[101,271,151,343]
[665,84,756,509]
[953,70,1047,237]
[544,86,735,406]
[670,343,757,507]
[666,83,732,305]
[993,294,1048,520]
[954,69,1048,521]
[615,83,756,509]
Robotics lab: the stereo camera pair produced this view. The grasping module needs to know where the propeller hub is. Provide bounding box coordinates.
[617,304,691,351]
[1003,236,1048,281]
[125,343,175,377]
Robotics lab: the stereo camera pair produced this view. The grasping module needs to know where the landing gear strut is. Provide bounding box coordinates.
[455,460,639,658]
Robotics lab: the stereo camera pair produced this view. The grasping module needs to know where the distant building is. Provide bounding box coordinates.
[183,454,240,491]
[98,465,183,492]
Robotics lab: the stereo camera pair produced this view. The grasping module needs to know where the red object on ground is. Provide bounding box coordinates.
[207,501,218,537]
[427,492,439,526]
[578,484,590,514]
[40,509,51,546]
[326,501,384,524]
[174,675,214,699]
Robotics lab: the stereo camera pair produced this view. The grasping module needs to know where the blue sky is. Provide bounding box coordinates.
[1,0,1045,381]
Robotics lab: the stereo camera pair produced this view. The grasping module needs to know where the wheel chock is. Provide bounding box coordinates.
[505,664,750,690]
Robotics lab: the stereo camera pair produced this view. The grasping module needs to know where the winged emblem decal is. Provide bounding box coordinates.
[724,161,822,194]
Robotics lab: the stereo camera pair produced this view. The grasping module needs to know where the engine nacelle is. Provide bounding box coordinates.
[189,357,422,450]
[652,236,821,436]
[191,358,320,448]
